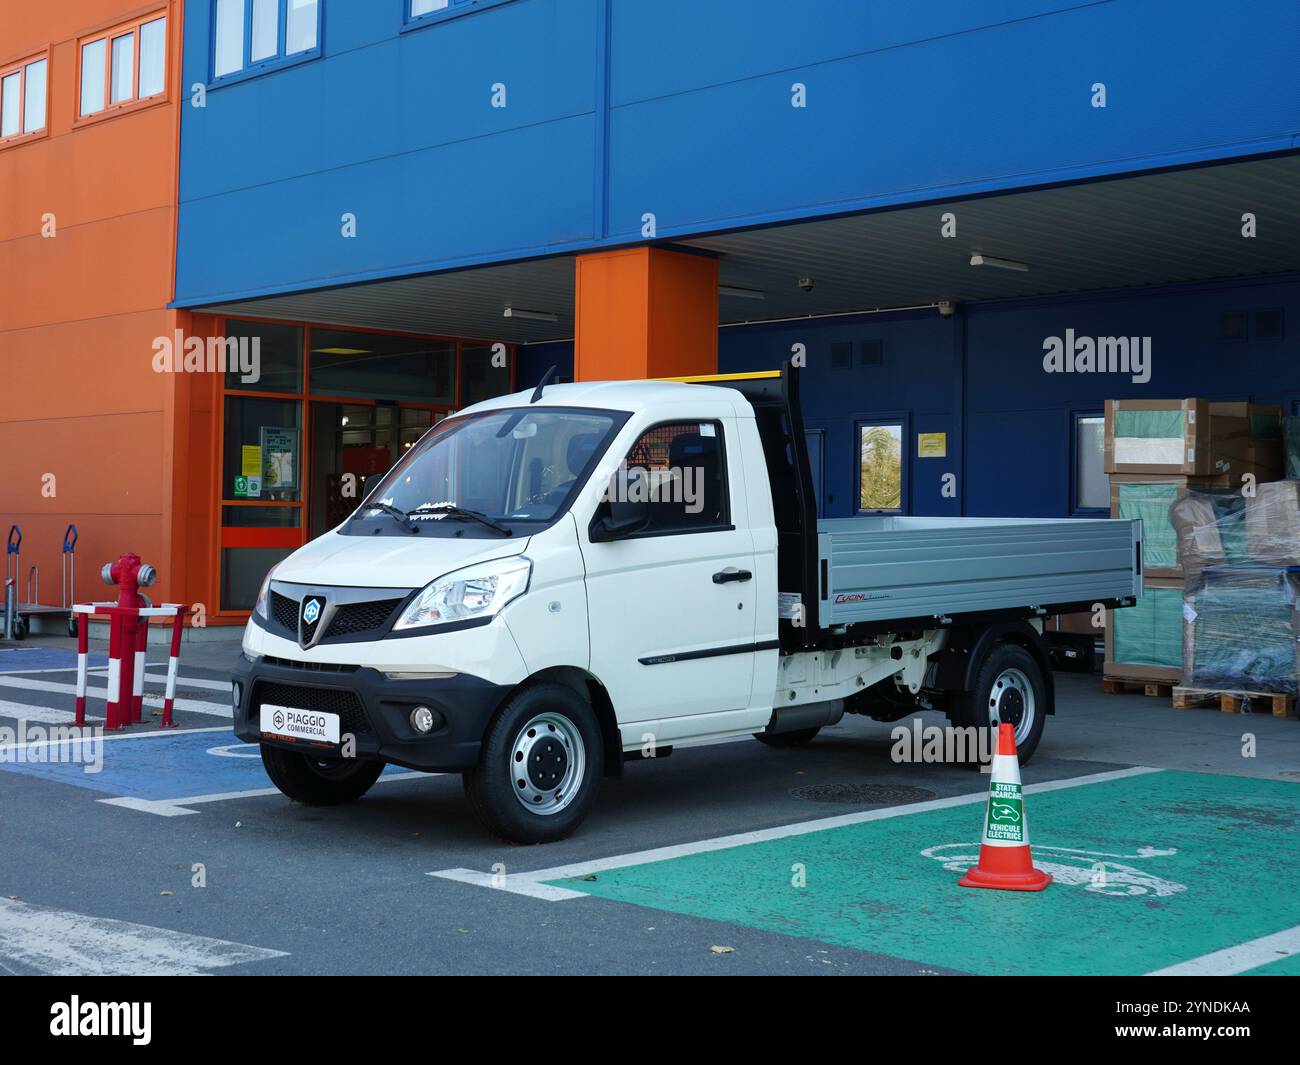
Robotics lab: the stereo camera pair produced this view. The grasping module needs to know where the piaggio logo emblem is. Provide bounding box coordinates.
[302,598,322,626]
[272,709,285,730]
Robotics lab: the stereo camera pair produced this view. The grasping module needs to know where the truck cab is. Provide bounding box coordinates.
[235,369,1141,842]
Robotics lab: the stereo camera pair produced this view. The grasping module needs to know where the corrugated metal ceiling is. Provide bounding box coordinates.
[201,153,1300,344]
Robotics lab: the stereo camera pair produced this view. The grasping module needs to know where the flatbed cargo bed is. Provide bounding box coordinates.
[817,515,1142,629]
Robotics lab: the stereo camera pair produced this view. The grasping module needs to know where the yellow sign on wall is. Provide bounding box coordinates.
[918,432,947,458]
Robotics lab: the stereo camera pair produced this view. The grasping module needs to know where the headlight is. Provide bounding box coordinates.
[253,562,283,620]
[394,557,532,632]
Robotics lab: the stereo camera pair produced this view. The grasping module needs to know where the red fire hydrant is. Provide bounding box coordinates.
[100,553,157,730]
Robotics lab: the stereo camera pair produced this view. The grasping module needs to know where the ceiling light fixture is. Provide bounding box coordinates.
[504,307,560,323]
[969,254,1029,273]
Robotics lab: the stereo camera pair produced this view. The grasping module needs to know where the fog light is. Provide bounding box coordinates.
[410,706,435,734]
[232,682,242,711]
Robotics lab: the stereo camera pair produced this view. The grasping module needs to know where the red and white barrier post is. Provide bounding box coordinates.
[160,605,189,729]
[73,605,90,727]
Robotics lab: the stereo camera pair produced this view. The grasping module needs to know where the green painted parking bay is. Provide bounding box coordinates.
[549,770,1300,975]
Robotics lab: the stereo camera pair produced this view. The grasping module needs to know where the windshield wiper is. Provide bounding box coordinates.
[409,504,513,537]
[359,502,417,532]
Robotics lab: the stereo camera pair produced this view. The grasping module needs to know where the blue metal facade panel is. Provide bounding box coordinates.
[175,0,1300,306]
[713,276,1300,520]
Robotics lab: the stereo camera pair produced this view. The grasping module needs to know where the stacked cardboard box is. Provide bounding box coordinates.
[1103,399,1282,685]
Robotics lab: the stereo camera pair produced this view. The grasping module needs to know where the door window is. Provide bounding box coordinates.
[616,421,729,535]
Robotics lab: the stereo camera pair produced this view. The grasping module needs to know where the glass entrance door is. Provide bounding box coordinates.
[308,403,435,539]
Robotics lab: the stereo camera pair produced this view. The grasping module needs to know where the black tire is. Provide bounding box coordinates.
[955,642,1048,764]
[463,682,603,844]
[260,744,385,805]
[754,727,821,748]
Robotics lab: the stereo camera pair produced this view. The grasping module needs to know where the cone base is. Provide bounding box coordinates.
[958,865,1052,892]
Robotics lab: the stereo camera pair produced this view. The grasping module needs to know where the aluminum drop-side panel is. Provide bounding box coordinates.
[817,516,1142,626]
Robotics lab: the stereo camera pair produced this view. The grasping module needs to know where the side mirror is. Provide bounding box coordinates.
[589,497,651,542]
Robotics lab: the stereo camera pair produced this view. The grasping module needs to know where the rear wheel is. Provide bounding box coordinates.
[260,744,385,805]
[464,683,604,844]
[956,643,1047,764]
[754,727,821,749]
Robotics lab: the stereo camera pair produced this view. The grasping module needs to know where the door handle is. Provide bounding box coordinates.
[712,568,753,584]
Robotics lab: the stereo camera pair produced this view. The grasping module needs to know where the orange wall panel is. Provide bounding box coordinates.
[0,310,176,422]
[574,247,718,381]
[0,2,199,613]
[0,209,176,331]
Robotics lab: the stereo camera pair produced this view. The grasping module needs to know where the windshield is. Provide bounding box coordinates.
[347,406,624,535]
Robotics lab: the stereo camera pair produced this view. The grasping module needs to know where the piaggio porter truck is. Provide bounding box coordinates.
[234,368,1142,842]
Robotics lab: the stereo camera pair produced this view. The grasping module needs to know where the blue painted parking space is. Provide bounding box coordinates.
[0,647,108,672]
[0,728,412,806]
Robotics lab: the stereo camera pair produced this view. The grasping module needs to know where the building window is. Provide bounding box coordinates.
[1073,412,1108,513]
[407,0,513,26]
[214,0,321,80]
[857,420,906,514]
[0,54,48,143]
[79,14,167,118]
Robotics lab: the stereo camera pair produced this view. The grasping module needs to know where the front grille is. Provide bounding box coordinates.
[270,591,298,632]
[253,681,372,737]
[326,598,403,638]
[263,656,360,674]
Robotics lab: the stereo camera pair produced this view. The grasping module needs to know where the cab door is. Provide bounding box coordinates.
[581,415,759,741]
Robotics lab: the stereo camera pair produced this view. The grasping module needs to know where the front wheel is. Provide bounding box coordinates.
[464,683,604,844]
[955,643,1047,764]
[260,744,385,805]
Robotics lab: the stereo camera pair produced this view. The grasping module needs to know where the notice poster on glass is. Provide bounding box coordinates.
[260,426,299,491]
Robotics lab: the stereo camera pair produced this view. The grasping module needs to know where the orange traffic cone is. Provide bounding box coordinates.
[958,723,1052,892]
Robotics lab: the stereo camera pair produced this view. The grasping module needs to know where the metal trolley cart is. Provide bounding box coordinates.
[2,524,80,640]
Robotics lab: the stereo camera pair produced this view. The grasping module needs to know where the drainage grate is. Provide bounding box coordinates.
[789,783,937,805]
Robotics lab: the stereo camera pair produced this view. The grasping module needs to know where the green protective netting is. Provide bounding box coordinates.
[1186,568,1298,695]
[1117,483,1178,570]
[1113,408,1184,440]
[1285,418,1300,479]
[1112,585,1183,669]
[1250,412,1281,441]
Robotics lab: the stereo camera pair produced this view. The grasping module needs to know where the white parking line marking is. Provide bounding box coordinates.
[0,898,287,975]
[0,700,103,726]
[1146,924,1300,976]
[96,770,431,816]
[0,674,230,717]
[429,766,1164,901]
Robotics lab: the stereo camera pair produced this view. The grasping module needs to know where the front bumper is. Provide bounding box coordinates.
[232,655,511,772]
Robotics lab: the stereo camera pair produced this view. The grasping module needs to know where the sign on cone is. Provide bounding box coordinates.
[958,723,1051,892]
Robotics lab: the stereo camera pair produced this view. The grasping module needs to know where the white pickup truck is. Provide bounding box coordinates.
[235,367,1142,842]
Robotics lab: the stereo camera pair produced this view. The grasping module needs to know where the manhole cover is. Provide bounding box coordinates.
[789,783,937,804]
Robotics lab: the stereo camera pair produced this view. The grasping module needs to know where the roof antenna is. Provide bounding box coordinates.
[531,365,559,404]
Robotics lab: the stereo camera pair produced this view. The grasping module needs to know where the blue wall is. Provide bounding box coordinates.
[563,273,1300,520]
[176,0,1300,306]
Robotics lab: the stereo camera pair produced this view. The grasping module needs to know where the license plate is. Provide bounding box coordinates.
[260,704,340,745]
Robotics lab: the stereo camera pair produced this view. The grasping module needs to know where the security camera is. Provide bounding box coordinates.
[937,300,958,318]
[797,277,815,293]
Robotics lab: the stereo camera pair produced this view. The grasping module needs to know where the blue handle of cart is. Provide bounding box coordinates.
[63,524,78,553]
[7,526,20,554]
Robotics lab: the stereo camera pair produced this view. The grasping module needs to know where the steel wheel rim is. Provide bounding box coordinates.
[988,667,1035,748]
[510,712,585,816]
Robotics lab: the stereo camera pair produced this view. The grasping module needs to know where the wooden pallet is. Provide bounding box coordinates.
[1171,687,1297,717]
[1102,676,1174,698]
